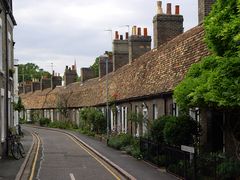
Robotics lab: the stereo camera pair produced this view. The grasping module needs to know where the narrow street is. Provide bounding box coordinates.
[25,126,123,180]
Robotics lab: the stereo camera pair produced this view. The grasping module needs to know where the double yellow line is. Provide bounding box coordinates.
[29,132,41,180]
[28,131,121,180]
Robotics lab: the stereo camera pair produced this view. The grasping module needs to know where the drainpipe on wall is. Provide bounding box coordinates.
[4,9,9,157]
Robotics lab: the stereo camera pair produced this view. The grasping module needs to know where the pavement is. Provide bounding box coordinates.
[68,130,177,180]
[0,126,177,180]
[0,129,33,180]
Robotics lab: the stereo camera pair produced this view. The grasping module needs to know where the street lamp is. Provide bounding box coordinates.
[99,54,109,140]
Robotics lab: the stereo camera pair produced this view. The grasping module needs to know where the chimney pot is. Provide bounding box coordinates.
[175,5,180,15]
[143,28,148,37]
[132,26,137,35]
[137,27,141,36]
[115,31,119,40]
[125,32,129,40]
[167,3,172,15]
[120,35,123,40]
[157,1,163,14]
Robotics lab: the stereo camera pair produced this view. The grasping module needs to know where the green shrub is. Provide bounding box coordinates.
[217,158,240,179]
[39,118,51,126]
[164,115,200,146]
[19,117,26,124]
[108,133,134,150]
[78,129,95,137]
[108,134,142,159]
[149,116,172,143]
[79,108,106,134]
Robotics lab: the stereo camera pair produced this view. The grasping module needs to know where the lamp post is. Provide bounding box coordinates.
[99,54,109,140]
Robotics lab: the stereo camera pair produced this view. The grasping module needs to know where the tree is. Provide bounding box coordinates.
[90,58,99,77]
[174,54,240,110]
[204,0,240,57]
[18,63,51,83]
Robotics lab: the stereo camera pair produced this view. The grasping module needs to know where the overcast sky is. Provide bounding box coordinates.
[13,0,198,76]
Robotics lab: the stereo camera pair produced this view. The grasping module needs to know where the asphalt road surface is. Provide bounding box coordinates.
[25,126,121,180]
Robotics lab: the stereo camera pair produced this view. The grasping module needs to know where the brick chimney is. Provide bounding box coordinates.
[24,83,32,93]
[41,78,51,90]
[113,31,129,71]
[198,0,215,24]
[51,73,62,89]
[31,82,40,92]
[129,27,151,63]
[99,53,113,78]
[153,1,183,48]
[81,67,96,82]
[64,65,78,86]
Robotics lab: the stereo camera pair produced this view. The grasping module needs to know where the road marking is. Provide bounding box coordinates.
[29,132,41,180]
[70,173,76,180]
[67,134,121,180]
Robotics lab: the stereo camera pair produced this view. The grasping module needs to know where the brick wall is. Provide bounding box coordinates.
[99,58,113,78]
[31,82,40,92]
[198,0,215,24]
[81,68,96,82]
[24,84,32,93]
[129,36,151,63]
[64,67,77,86]
[51,76,62,89]
[113,39,129,71]
[153,14,183,48]
[41,78,51,90]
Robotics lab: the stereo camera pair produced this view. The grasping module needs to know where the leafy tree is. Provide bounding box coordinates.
[204,0,240,57]
[18,63,51,83]
[174,56,240,109]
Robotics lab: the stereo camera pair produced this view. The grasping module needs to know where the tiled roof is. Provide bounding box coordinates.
[21,25,210,109]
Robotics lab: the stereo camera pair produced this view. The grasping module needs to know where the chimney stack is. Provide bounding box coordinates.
[153,2,183,48]
[166,3,172,15]
[125,32,129,40]
[175,5,180,15]
[157,1,163,14]
[129,26,151,63]
[144,28,148,37]
[99,54,113,78]
[120,35,123,40]
[41,78,51,90]
[198,0,215,24]
[81,67,97,82]
[115,31,119,40]
[112,31,129,71]
[132,26,137,35]
[137,27,141,36]
[64,64,78,86]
